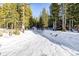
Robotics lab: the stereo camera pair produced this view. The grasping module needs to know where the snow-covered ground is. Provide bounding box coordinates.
[0,30,75,56]
[38,30,79,55]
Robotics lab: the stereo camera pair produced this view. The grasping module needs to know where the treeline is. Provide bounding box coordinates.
[36,3,79,31]
[0,3,79,32]
[0,3,32,30]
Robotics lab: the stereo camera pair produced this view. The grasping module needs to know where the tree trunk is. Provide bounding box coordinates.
[53,21,54,30]
[53,20,56,31]
[54,19,56,30]
[64,3,67,31]
[69,20,72,31]
[6,23,8,29]
[62,15,65,31]
[61,3,66,31]
[22,24,25,33]
[11,23,13,29]
[71,20,73,29]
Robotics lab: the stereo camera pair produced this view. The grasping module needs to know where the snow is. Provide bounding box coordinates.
[39,30,79,55]
[0,30,74,56]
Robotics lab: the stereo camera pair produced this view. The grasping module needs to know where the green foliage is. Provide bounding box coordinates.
[39,16,43,28]
[29,17,37,28]
[49,3,60,29]
[66,3,79,29]
[50,3,60,20]
[0,6,5,28]
[0,3,32,30]
[17,4,32,29]
[39,8,48,28]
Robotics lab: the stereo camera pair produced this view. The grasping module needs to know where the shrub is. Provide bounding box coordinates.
[9,30,12,36]
[0,31,3,37]
[13,29,20,35]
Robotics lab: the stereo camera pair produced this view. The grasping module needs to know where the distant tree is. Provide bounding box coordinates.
[39,16,43,29]
[40,8,48,29]
[29,17,38,28]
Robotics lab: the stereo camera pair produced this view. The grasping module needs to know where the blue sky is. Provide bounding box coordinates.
[30,3,50,17]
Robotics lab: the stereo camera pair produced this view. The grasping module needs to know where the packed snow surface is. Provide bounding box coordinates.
[39,30,79,55]
[0,30,79,56]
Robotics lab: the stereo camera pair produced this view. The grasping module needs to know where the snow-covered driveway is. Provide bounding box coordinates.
[0,30,73,56]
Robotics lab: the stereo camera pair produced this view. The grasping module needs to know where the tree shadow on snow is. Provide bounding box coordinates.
[32,30,79,55]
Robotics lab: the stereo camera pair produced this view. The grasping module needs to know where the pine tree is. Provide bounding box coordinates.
[2,3,19,29]
[0,3,32,34]
[49,3,60,30]
[40,8,48,29]
[60,3,67,31]
[0,6,5,28]
[17,3,32,30]
[66,3,79,31]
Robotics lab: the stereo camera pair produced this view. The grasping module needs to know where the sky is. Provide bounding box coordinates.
[30,3,50,17]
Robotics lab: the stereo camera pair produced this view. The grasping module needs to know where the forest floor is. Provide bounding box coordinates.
[0,29,79,56]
